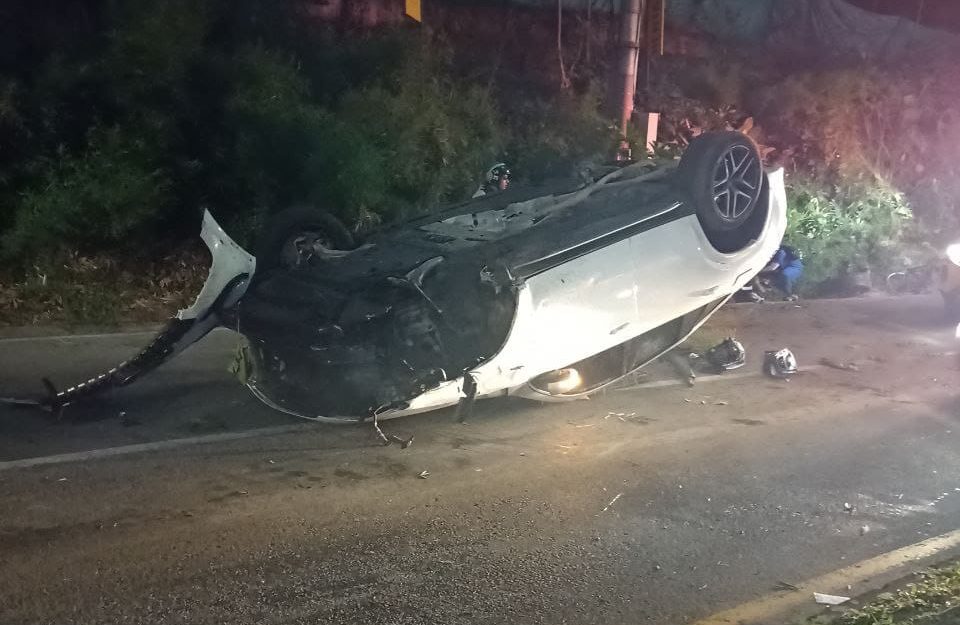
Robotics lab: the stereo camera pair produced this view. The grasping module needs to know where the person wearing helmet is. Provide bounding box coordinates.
[473,163,511,198]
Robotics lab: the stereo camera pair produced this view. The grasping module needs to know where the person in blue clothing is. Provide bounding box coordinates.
[756,244,804,300]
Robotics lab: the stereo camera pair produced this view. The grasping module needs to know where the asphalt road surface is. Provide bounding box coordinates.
[1,295,958,625]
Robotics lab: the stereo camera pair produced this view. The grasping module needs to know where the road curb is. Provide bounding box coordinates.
[693,528,960,625]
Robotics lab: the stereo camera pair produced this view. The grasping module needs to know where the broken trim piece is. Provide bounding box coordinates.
[455,373,478,423]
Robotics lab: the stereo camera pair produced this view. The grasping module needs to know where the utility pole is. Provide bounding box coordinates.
[615,0,644,160]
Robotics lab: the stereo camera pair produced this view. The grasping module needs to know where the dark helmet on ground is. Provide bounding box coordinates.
[704,337,746,371]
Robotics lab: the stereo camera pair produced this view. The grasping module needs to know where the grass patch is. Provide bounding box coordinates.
[815,561,960,625]
[0,248,208,327]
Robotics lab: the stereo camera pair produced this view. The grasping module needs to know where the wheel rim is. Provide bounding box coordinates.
[712,145,761,222]
[280,230,334,269]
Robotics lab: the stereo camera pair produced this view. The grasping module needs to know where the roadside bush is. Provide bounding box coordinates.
[1,0,632,279]
[785,176,914,294]
[755,63,960,241]
[0,0,206,262]
[754,68,884,177]
[1,124,173,261]
[506,83,615,182]
[218,45,331,238]
[673,56,750,108]
[306,43,504,227]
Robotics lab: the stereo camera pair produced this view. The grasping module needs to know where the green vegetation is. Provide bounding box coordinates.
[0,0,611,275]
[754,63,960,243]
[759,63,960,294]
[784,176,916,295]
[657,54,960,295]
[832,561,960,625]
[0,0,954,323]
[0,0,618,324]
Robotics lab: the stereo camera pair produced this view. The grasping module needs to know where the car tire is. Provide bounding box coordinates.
[678,131,764,251]
[256,205,355,271]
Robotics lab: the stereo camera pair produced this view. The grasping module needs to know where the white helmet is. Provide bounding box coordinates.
[764,348,798,378]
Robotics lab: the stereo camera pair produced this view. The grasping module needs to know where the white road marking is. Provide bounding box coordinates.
[0,362,822,471]
[0,330,159,344]
[0,424,316,472]
[0,326,248,344]
[693,527,960,625]
[4,342,919,471]
[600,492,623,513]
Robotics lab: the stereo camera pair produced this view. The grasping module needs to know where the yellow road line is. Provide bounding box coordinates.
[693,528,960,625]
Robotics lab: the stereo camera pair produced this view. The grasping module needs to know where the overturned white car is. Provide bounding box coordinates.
[25,132,786,423]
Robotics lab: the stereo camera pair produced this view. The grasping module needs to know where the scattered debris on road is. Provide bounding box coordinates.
[600,492,623,513]
[417,470,430,479]
[814,592,851,606]
[371,408,414,449]
[860,524,870,535]
[663,349,697,386]
[774,580,799,592]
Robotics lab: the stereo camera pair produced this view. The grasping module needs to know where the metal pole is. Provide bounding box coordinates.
[617,0,643,159]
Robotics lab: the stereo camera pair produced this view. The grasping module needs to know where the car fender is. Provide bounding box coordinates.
[178,210,256,321]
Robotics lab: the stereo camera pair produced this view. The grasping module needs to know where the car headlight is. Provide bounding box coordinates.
[948,242,960,266]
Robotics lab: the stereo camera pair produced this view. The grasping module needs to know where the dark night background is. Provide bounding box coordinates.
[0,0,957,324]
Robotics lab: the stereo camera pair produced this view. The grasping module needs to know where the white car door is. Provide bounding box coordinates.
[519,237,641,376]
[627,171,786,335]
[627,214,739,334]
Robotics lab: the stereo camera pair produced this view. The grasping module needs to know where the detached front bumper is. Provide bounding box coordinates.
[3,211,256,414]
